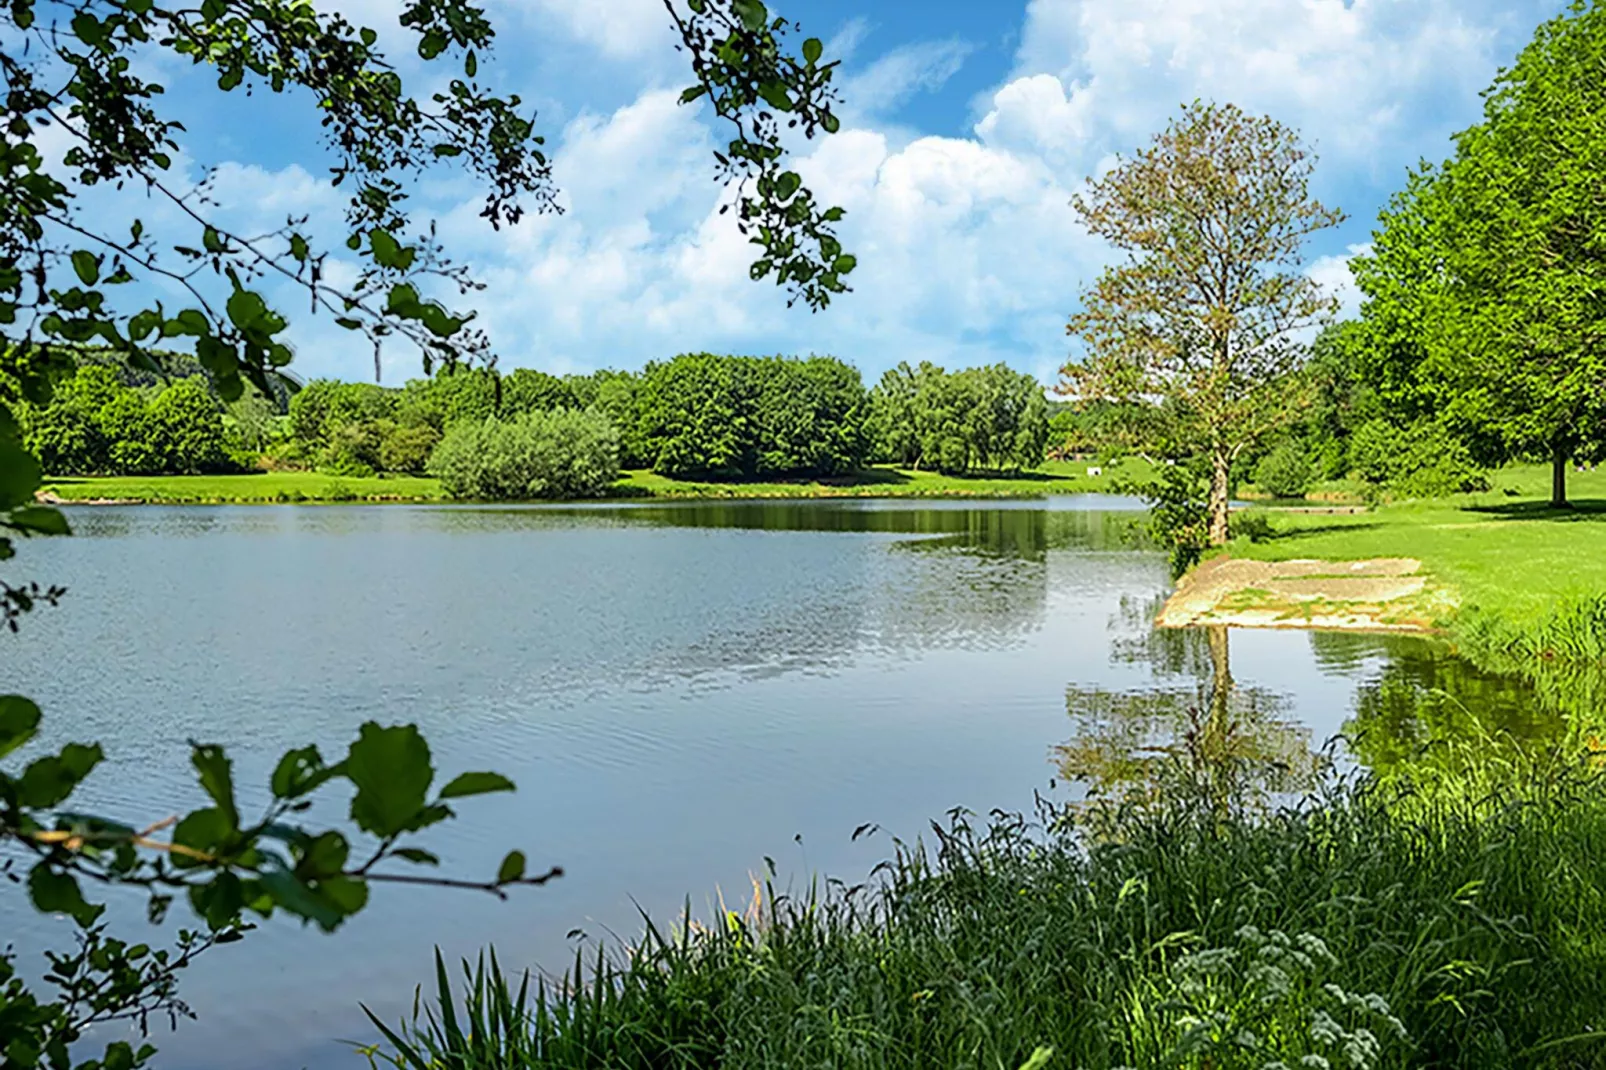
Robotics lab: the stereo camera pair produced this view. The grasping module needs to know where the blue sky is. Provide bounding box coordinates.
[133,0,1570,386]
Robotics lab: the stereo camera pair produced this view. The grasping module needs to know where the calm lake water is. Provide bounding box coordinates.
[2,498,1540,1069]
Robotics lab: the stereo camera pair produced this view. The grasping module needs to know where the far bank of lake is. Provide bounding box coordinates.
[38,460,1143,506]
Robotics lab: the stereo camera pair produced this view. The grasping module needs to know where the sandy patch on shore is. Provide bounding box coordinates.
[1157,556,1441,633]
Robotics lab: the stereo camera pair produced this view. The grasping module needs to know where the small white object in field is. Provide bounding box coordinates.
[1087,466,1102,477]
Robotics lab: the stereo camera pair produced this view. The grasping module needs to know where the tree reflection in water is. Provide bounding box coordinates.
[1058,604,1328,833]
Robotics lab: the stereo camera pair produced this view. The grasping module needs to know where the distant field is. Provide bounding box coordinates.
[42,458,1146,505]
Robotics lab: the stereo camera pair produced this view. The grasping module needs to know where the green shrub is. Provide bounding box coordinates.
[1252,441,1313,498]
[1229,508,1274,541]
[1350,418,1489,499]
[426,410,619,500]
[377,422,441,474]
[148,376,228,473]
[1116,458,1209,576]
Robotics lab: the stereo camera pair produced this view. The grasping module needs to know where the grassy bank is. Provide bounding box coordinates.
[369,755,1606,1070]
[1217,463,1606,686]
[1228,463,1606,621]
[40,471,450,504]
[41,459,1142,505]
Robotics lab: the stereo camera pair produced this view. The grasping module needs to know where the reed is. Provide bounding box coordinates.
[365,749,1606,1069]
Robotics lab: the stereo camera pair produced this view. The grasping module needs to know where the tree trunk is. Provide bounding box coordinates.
[1208,449,1231,545]
[1205,624,1232,728]
[1201,624,1234,818]
[1552,445,1570,509]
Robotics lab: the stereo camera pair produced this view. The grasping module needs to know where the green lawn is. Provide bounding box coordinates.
[41,458,1146,505]
[1231,463,1606,620]
[40,471,450,504]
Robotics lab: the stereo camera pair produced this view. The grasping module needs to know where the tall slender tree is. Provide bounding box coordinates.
[1062,101,1344,545]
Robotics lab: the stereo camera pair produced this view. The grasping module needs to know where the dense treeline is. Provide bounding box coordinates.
[17,348,1060,495]
[1237,322,1491,500]
[868,361,1049,474]
[637,353,868,478]
[20,364,232,476]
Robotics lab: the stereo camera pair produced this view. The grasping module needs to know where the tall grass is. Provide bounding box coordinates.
[1453,593,1606,667]
[365,749,1606,1069]
[1449,595,1606,726]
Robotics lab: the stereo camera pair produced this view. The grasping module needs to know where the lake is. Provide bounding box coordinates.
[2,498,1540,1069]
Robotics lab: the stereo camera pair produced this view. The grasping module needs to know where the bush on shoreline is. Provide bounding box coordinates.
[426,410,620,500]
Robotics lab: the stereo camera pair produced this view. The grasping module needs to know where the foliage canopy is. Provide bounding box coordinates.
[1352,0,1606,507]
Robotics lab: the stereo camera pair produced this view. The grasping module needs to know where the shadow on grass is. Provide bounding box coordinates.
[1466,499,1606,521]
[1257,520,1388,542]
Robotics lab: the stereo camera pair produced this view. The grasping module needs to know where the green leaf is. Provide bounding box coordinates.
[345,723,434,838]
[298,830,349,877]
[731,0,768,31]
[321,876,368,915]
[0,418,41,509]
[190,743,238,829]
[202,226,226,254]
[497,850,526,884]
[464,50,477,78]
[70,250,99,286]
[163,309,209,337]
[418,28,448,59]
[128,309,161,341]
[171,806,232,868]
[226,288,269,332]
[391,847,439,866]
[774,171,801,201]
[70,11,103,47]
[188,872,244,930]
[259,868,345,931]
[802,37,823,65]
[822,112,841,134]
[334,317,362,331]
[7,504,69,535]
[369,229,403,269]
[404,802,453,833]
[758,81,793,112]
[386,283,422,317]
[437,771,515,799]
[289,234,309,261]
[679,85,708,105]
[417,303,465,339]
[832,254,857,274]
[270,745,342,798]
[17,743,103,808]
[0,695,42,759]
[29,864,103,927]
